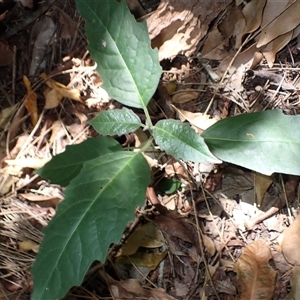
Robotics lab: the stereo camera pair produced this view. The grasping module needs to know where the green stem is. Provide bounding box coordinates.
[142,104,153,129]
[140,136,154,153]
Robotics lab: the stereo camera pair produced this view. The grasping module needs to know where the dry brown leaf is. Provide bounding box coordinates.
[257,0,300,48]
[134,128,159,168]
[58,10,77,39]
[253,171,273,207]
[172,90,199,104]
[40,73,81,107]
[0,40,13,66]
[100,271,176,300]
[147,0,231,60]
[0,103,18,130]
[201,27,228,60]
[261,31,293,67]
[234,240,276,300]
[242,0,266,34]
[23,75,38,126]
[43,87,63,109]
[219,6,246,48]
[173,106,217,131]
[281,215,300,265]
[260,0,290,29]
[153,213,196,245]
[217,43,259,76]
[202,234,216,256]
[117,222,165,257]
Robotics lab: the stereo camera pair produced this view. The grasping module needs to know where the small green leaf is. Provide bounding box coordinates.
[202,110,300,175]
[156,178,181,195]
[31,151,151,300]
[76,0,161,109]
[153,119,220,163]
[35,136,122,186]
[90,108,143,135]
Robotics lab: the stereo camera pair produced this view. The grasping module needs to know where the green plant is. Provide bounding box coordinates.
[31,1,300,299]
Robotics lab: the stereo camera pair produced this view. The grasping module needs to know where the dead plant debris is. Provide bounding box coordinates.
[0,0,299,299]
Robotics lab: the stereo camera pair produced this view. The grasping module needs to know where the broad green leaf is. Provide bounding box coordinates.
[76,0,161,109]
[31,151,151,300]
[35,136,122,186]
[202,110,300,175]
[152,120,221,163]
[90,108,142,135]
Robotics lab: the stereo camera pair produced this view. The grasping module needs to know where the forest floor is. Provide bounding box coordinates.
[0,0,300,299]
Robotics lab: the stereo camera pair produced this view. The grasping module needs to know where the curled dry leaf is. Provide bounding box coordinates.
[234,240,276,300]
[40,73,81,109]
[23,75,38,126]
[43,87,63,109]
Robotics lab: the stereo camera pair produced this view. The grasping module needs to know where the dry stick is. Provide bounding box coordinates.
[127,258,159,289]
[190,188,221,300]
[12,45,17,105]
[263,75,285,110]
[280,174,293,224]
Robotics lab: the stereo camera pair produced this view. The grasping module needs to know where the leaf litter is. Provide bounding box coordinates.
[0,0,300,299]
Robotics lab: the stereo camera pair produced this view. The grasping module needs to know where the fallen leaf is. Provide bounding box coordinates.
[257,0,300,48]
[281,215,300,265]
[58,9,77,39]
[43,87,63,109]
[5,157,51,169]
[234,240,276,300]
[117,222,165,257]
[202,234,216,256]
[116,248,167,270]
[260,31,293,67]
[29,16,56,76]
[0,103,19,130]
[201,27,228,60]
[23,75,38,126]
[40,73,81,109]
[242,0,266,34]
[18,240,39,253]
[0,40,13,66]
[147,0,231,60]
[253,171,273,207]
[173,106,217,131]
[172,90,199,103]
